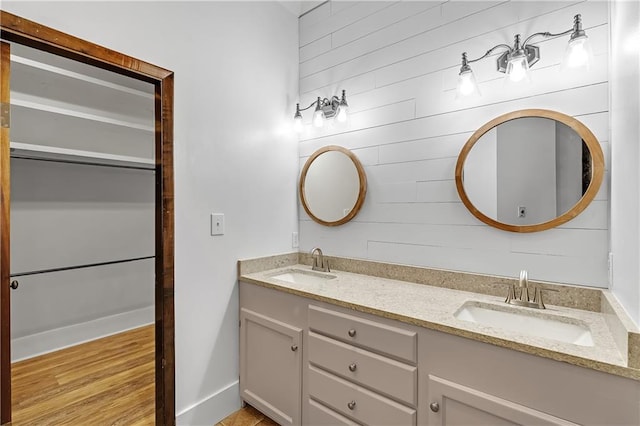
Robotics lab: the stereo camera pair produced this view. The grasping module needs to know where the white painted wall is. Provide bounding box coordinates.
[463,127,497,219]
[610,0,640,324]
[3,1,299,424]
[298,0,611,287]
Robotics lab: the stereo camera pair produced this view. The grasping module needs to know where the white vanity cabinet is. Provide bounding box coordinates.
[239,283,307,425]
[426,375,578,426]
[240,308,302,426]
[307,305,418,425]
[239,280,640,426]
[420,327,640,426]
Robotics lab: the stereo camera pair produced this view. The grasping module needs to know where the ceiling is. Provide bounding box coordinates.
[278,0,326,17]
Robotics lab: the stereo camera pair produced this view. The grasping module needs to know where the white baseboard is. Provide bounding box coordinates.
[177,380,241,426]
[11,306,154,362]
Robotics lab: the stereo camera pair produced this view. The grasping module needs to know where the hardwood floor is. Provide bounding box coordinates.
[216,405,279,426]
[10,325,155,425]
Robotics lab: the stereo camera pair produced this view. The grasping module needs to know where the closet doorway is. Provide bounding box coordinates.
[0,11,175,425]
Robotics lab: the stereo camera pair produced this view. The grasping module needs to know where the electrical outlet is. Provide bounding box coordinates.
[517,206,526,218]
[292,232,299,248]
[211,213,224,236]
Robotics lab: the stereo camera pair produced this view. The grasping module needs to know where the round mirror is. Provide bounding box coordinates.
[455,109,604,233]
[300,145,367,226]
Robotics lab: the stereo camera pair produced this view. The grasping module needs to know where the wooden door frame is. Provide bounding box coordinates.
[0,11,175,425]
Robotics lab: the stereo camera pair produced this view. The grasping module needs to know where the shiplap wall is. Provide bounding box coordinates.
[297,0,610,287]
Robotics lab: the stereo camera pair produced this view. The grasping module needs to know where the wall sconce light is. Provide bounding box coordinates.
[456,14,592,98]
[294,90,349,133]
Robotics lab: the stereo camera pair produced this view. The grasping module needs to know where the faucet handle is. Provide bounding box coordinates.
[504,283,517,304]
[532,286,559,309]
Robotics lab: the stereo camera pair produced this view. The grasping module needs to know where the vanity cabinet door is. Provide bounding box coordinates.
[427,375,578,426]
[240,308,302,426]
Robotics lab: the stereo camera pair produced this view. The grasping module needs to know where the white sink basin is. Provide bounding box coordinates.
[454,301,594,347]
[268,269,336,285]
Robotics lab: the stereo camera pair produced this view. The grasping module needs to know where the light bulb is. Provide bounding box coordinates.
[456,69,480,98]
[505,52,531,83]
[336,106,348,122]
[337,89,349,122]
[563,35,592,70]
[313,109,324,128]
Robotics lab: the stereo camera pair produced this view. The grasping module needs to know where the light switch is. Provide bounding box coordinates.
[211,213,225,236]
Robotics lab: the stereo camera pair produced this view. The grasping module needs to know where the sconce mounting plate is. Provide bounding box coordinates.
[496,45,540,73]
[321,103,337,119]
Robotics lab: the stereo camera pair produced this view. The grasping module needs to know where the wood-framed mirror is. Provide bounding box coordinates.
[300,145,367,226]
[455,109,604,233]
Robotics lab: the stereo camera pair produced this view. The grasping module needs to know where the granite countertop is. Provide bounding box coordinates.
[240,262,640,381]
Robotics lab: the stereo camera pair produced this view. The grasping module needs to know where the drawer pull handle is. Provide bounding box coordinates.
[290,344,298,352]
[348,329,356,337]
[348,363,357,372]
[430,402,440,413]
[347,401,356,410]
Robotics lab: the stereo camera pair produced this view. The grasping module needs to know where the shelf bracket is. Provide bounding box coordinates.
[0,103,9,128]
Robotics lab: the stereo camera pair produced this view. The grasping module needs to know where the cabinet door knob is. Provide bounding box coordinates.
[430,402,440,413]
[347,401,356,410]
[348,363,357,372]
[290,344,298,352]
[9,280,18,290]
[348,329,356,337]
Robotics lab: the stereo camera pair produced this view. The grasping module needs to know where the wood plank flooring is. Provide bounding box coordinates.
[10,325,155,425]
[216,405,278,426]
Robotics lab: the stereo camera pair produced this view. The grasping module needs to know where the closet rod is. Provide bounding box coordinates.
[10,255,155,278]
[10,154,156,171]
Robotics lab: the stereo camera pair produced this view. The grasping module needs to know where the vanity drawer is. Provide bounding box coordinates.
[308,365,416,426]
[309,331,417,406]
[309,305,417,363]
[307,398,359,426]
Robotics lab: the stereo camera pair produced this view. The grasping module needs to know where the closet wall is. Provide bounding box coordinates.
[8,43,155,361]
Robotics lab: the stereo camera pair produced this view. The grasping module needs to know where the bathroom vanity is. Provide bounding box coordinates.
[238,254,640,426]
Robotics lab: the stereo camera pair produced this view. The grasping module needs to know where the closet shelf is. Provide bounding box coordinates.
[10,53,154,99]
[11,97,154,132]
[10,142,155,169]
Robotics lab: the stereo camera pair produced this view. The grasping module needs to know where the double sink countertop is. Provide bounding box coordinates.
[238,253,640,381]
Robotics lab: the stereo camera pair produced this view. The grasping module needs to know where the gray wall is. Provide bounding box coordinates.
[10,159,154,340]
[496,118,556,225]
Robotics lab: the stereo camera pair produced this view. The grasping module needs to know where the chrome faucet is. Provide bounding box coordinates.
[505,269,557,309]
[518,269,529,302]
[310,247,330,272]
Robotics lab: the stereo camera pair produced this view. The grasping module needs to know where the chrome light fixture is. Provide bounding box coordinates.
[456,14,592,98]
[294,90,349,132]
